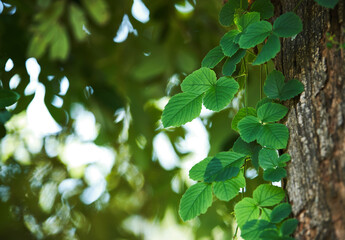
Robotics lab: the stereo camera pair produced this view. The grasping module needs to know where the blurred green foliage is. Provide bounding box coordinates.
[0,0,268,239]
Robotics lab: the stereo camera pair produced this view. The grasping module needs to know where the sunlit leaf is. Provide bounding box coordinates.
[234,198,260,227]
[257,123,289,149]
[69,3,87,41]
[236,12,260,31]
[203,77,239,111]
[179,182,213,221]
[253,184,285,207]
[257,102,288,123]
[162,92,203,128]
[263,167,287,182]
[181,67,217,94]
[189,157,213,181]
[82,0,109,25]
[239,21,272,49]
[238,116,262,143]
[213,169,245,201]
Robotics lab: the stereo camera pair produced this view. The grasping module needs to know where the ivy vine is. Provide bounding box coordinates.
[161,0,338,239]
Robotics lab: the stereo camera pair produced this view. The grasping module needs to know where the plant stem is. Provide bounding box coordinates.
[260,65,262,100]
[233,225,239,239]
[293,0,304,12]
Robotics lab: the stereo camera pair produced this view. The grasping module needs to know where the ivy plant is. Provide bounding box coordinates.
[161,0,338,239]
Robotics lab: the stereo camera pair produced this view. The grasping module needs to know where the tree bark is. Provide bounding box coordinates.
[274,0,345,239]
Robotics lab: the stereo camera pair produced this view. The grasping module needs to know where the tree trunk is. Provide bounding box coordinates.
[274,0,345,239]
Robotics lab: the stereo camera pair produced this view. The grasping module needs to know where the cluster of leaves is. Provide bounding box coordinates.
[159,0,323,239]
[28,0,109,60]
[162,0,340,238]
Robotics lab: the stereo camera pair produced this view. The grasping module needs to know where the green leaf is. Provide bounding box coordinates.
[162,92,203,128]
[278,153,291,167]
[204,151,245,182]
[273,12,302,38]
[219,0,248,26]
[239,21,272,49]
[231,107,257,131]
[233,137,261,169]
[279,79,305,100]
[179,182,213,221]
[241,220,276,240]
[270,203,292,223]
[238,116,262,143]
[257,102,288,123]
[203,77,239,111]
[250,0,274,19]
[220,30,240,57]
[257,123,289,149]
[50,24,70,60]
[280,218,298,236]
[0,110,12,124]
[0,89,20,108]
[261,208,272,221]
[256,97,273,110]
[222,49,246,76]
[253,34,280,65]
[181,67,217,94]
[189,157,213,181]
[253,184,285,207]
[82,0,109,25]
[263,168,287,182]
[259,229,280,239]
[234,198,260,227]
[236,12,260,31]
[69,3,87,41]
[201,46,225,68]
[315,0,338,8]
[213,170,245,201]
[259,148,279,169]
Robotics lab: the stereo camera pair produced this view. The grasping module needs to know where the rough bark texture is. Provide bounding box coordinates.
[274,0,345,239]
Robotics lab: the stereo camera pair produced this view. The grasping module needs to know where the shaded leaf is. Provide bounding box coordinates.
[263,167,287,182]
[314,0,338,8]
[270,203,292,223]
[253,34,280,65]
[233,136,261,169]
[231,107,257,131]
[201,46,225,68]
[250,0,274,19]
[219,0,248,26]
[222,49,247,76]
[241,220,276,240]
[236,12,260,31]
[220,30,240,57]
[0,89,20,108]
[280,218,298,236]
[259,148,279,169]
[273,12,302,38]
[261,208,272,221]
